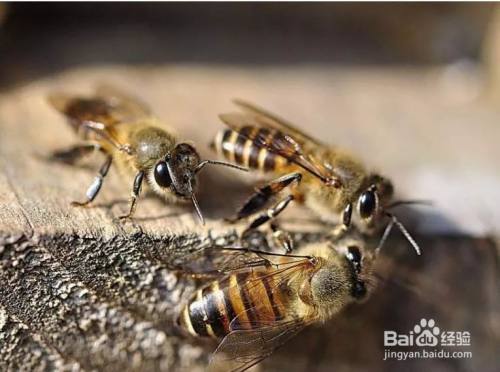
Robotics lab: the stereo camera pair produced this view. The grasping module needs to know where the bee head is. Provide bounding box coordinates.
[153,143,203,222]
[154,143,200,196]
[357,174,423,256]
[153,142,248,224]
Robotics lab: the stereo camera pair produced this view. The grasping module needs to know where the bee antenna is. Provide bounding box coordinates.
[387,199,433,210]
[376,212,421,256]
[375,218,394,256]
[191,192,205,225]
[195,160,248,174]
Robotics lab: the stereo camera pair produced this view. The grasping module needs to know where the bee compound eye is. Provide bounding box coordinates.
[359,189,377,219]
[154,161,172,188]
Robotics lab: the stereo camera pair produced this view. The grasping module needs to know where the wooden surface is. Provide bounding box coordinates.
[0,65,499,371]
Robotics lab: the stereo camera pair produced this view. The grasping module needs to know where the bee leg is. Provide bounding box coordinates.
[50,143,100,165]
[270,222,294,253]
[229,172,302,222]
[242,194,295,252]
[244,195,294,231]
[71,155,112,207]
[81,122,134,155]
[119,171,145,220]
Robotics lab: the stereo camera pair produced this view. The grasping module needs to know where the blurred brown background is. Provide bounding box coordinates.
[0,3,498,372]
[0,3,495,86]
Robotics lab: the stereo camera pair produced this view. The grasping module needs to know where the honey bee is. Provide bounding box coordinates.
[177,234,376,371]
[211,99,421,253]
[48,86,246,223]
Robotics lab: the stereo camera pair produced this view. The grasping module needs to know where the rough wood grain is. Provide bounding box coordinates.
[0,66,498,371]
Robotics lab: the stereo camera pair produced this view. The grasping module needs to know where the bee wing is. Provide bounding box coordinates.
[49,87,150,127]
[95,84,152,118]
[214,250,273,272]
[172,250,267,277]
[207,254,314,371]
[219,106,341,187]
[48,86,153,149]
[209,317,310,372]
[172,245,309,278]
[233,99,325,147]
[48,93,116,125]
[174,248,314,370]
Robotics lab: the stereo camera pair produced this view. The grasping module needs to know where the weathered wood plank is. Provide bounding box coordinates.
[0,237,176,371]
[0,305,82,371]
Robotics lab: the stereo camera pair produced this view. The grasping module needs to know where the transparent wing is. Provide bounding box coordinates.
[48,86,153,150]
[209,316,310,372]
[95,84,152,118]
[207,253,314,371]
[48,93,120,127]
[233,99,325,147]
[219,106,341,187]
[172,244,312,279]
[48,85,151,128]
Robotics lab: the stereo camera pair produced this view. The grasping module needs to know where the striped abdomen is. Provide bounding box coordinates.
[212,127,290,173]
[178,270,287,338]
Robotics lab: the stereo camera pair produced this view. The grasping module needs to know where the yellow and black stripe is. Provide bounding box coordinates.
[212,127,290,173]
[178,269,287,338]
